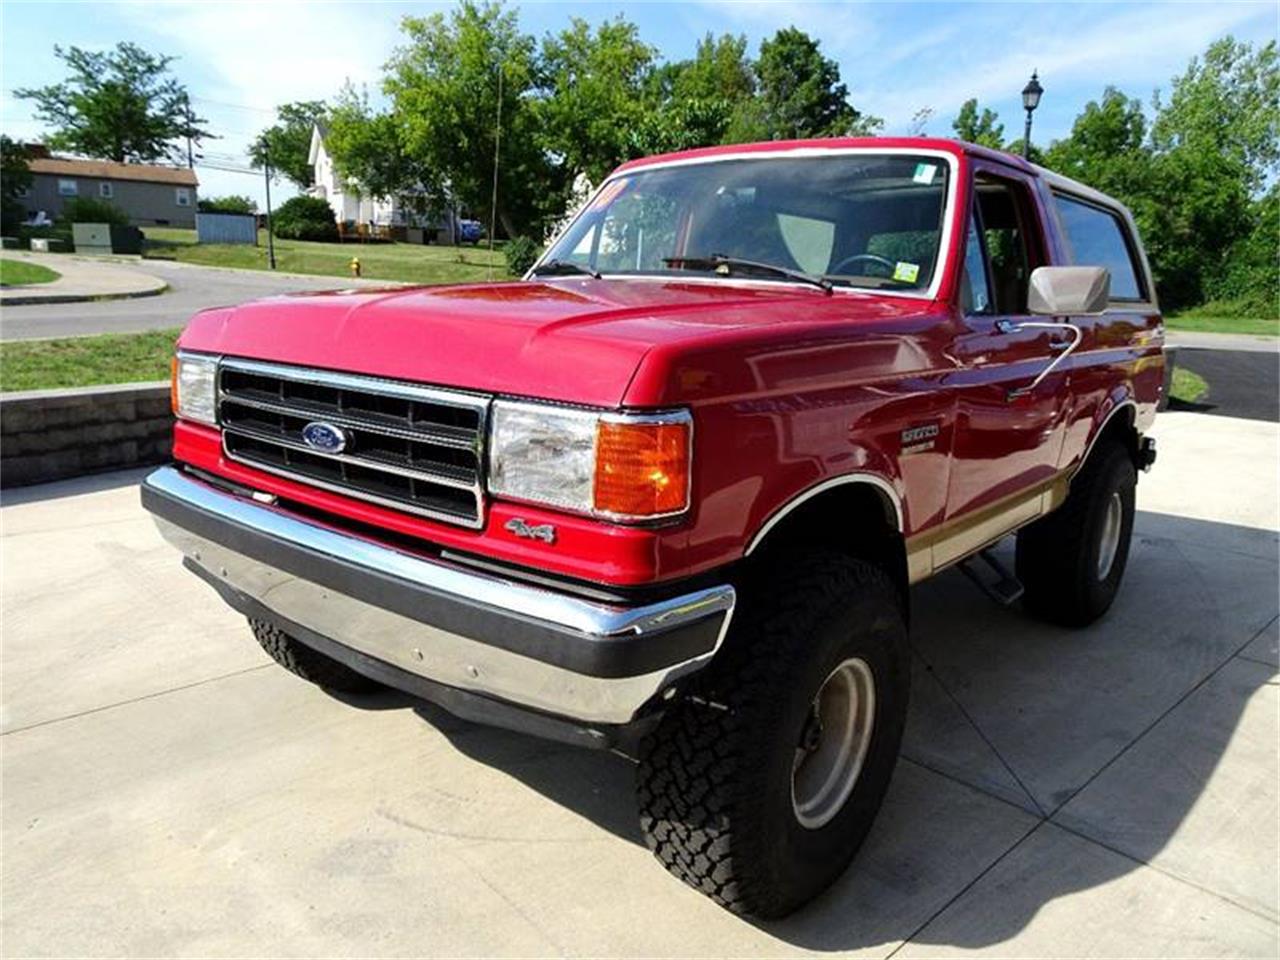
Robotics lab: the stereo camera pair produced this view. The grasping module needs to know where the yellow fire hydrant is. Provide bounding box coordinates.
[349,256,362,278]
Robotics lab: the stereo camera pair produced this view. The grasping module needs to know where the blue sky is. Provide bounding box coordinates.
[2,1,1275,207]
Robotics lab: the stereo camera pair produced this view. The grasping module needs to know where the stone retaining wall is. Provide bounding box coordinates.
[1,381,172,488]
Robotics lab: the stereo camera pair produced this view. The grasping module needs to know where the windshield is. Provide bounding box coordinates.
[542,152,952,293]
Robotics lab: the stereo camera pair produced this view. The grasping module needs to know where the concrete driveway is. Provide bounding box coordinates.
[2,411,1276,957]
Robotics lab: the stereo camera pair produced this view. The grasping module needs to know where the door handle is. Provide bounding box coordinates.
[994,319,1083,399]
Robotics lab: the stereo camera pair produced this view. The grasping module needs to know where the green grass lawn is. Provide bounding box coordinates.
[0,258,62,287]
[142,227,513,284]
[1170,366,1209,404]
[0,328,179,392]
[1166,300,1279,337]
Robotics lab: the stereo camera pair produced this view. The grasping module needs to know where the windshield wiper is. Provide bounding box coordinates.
[662,253,833,294]
[530,259,601,280]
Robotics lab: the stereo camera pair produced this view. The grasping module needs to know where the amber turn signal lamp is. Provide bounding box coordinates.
[169,355,179,415]
[594,419,691,518]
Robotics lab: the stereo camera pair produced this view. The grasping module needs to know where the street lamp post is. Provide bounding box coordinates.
[1022,71,1044,161]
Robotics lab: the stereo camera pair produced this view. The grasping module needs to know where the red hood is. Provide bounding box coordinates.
[178,278,934,408]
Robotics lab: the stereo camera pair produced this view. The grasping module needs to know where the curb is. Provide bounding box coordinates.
[143,258,412,286]
[0,282,169,307]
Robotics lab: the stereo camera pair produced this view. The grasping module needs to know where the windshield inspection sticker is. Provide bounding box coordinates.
[912,163,938,185]
[893,261,921,283]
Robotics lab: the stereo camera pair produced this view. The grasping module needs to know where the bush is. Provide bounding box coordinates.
[271,195,338,242]
[198,194,257,215]
[17,224,74,250]
[504,236,540,276]
[58,197,130,226]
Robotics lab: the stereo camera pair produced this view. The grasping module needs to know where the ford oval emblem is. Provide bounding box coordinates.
[301,421,348,454]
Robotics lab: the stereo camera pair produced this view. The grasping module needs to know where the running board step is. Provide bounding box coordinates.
[959,549,1025,607]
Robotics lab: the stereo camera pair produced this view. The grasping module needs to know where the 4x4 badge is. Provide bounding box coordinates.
[504,518,556,544]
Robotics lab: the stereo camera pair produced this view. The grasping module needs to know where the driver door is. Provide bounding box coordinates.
[940,170,1069,564]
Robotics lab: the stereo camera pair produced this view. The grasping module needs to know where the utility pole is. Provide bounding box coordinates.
[488,65,502,281]
[182,93,194,170]
[263,144,277,270]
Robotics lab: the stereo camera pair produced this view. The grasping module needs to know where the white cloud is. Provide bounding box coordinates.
[691,0,1276,135]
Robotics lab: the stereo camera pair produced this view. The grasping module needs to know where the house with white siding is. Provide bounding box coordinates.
[307,123,421,228]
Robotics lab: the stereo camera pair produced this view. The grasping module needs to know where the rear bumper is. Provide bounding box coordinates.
[141,466,735,734]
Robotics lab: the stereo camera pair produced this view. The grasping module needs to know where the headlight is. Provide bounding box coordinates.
[488,401,692,521]
[171,352,218,426]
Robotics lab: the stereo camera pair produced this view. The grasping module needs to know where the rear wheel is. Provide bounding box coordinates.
[636,552,910,918]
[249,618,382,694]
[1016,442,1137,626]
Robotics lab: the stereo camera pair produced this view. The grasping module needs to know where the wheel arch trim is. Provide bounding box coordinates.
[744,473,905,557]
[1075,397,1138,476]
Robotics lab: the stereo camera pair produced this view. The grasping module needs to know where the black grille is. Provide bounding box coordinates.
[217,358,489,527]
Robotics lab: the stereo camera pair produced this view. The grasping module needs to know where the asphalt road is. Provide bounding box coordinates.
[0,260,383,341]
[1175,348,1279,423]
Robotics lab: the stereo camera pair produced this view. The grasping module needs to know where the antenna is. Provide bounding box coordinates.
[488,64,502,281]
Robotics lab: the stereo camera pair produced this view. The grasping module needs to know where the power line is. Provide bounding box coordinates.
[187,95,277,116]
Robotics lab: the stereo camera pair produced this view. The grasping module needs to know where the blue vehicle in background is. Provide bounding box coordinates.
[458,219,485,244]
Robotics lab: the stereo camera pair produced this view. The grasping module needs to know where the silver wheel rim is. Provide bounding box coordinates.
[1097,491,1124,580]
[791,656,876,830]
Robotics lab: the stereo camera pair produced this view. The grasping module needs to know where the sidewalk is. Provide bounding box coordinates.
[1167,329,1279,353]
[0,252,167,306]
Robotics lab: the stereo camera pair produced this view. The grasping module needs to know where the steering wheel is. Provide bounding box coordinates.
[828,252,897,276]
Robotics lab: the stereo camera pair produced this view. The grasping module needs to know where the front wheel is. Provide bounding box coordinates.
[636,553,910,918]
[249,618,382,694]
[1016,442,1137,626]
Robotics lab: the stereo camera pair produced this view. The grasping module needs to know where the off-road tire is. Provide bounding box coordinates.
[249,618,382,694]
[636,552,910,919]
[1016,442,1137,627]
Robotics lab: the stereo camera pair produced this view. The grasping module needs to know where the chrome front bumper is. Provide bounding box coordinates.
[141,467,735,729]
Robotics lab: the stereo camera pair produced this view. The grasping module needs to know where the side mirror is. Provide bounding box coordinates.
[1027,266,1110,316]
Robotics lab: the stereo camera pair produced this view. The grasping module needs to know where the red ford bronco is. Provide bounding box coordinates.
[143,137,1163,917]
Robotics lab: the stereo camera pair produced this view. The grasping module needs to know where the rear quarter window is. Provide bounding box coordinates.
[1052,193,1146,301]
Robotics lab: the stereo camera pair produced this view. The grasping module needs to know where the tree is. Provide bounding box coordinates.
[1043,88,1149,187]
[1,136,33,229]
[628,98,734,157]
[744,28,881,141]
[538,16,656,182]
[908,106,935,137]
[14,42,209,164]
[1146,38,1278,309]
[198,195,257,214]
[385,2,549,238]
[326,85,438,220]
[250,100,327,190]
[1151,37,1279,191]
[671,33,755,103]
[952,98,1005,149]
[1040,37,1279,311]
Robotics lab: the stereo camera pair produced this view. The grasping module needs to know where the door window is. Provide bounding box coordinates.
[974,176,1042,314]
[1053,194,1144,300]
[960,214,992,315]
